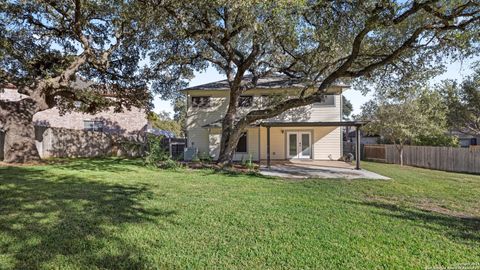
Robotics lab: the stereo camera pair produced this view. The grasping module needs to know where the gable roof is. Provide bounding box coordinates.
[183,74,350,91]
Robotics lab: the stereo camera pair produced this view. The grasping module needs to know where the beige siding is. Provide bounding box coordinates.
[186,92,227,155]
[313,127,342,160]
[188,127,211,156]
[208,131,221,158]
[204,127,259,161]
[258,126,341,160]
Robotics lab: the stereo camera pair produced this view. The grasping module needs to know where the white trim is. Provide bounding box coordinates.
[286,131,312,159]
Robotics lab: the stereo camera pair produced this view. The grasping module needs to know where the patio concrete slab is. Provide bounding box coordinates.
[259,161,389,180]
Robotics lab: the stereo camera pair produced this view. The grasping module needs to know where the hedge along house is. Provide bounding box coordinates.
[183,75,365,169]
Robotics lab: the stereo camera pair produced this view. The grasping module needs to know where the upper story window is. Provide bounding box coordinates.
[84,120,104,132]
[238,96,253,107]
[313,95,335,106]
[191,96,211,108]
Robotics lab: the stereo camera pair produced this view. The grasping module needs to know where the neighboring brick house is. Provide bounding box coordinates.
[1,85,148,160]
[1,87,148,135]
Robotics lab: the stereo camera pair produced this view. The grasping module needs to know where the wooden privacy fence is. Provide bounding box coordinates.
[363,144,480,174]
[363,144,386,162]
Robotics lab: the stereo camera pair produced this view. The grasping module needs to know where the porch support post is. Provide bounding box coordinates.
[355,126,361,170]
[266,126,271,169]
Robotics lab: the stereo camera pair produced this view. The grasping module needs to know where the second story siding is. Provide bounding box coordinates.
[186,88,343,129]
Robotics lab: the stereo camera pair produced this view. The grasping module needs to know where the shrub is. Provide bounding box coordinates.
[245,154,255,171]
[158,158,183,170]
[198,151,213,162]
[144,134,169,166]
[118,138,145,157]
[191,154,201,163]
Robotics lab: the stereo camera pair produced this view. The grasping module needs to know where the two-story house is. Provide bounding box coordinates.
[183,75,363,164]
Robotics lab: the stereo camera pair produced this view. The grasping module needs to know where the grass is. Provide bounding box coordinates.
[0,159,479,269]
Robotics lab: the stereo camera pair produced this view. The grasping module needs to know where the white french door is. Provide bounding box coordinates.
[287,131,312,159]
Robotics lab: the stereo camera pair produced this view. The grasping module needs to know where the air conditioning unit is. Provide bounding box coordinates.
[183,147,198,161]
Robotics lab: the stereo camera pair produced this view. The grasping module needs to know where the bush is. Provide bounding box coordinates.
[158,158,183,170]
[245,154,255,171]
[118,138,145,157]
[144,134,169,166]
[198,151,213,162]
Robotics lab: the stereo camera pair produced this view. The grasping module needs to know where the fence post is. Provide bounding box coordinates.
[355,126,361,170]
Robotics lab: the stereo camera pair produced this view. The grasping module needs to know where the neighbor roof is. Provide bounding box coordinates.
[183,74,350,91]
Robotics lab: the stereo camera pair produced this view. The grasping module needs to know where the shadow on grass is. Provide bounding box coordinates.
[352,200,480,244]
[45,157,143,173]
[0,166,175,269]
[199,168,275,180]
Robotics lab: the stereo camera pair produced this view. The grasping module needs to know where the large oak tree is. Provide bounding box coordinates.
[143,0,479,163]
[0,0,149,163]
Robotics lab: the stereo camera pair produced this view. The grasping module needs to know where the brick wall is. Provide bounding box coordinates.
[1,88,148,160]
[39,127,145,159]
[33,107,147,135]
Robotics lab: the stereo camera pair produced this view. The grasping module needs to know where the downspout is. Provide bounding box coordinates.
[258,126,261,162]
[340,89,344,157]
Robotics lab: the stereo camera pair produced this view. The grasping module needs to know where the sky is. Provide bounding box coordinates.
[152,56,479,117]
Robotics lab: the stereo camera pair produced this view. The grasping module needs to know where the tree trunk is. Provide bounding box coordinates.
[217,79,243,164]
[1,99,41,163]
[217,123,243,165]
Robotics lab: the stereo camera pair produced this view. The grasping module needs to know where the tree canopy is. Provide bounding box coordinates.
[1,0,479,163]
[0,0,150,113]
[342,96,353,120]
[0,0,151,162]
[359,88,454,165]
[147,111,183,137]
[140,0,480,162]
[440,67,480,136]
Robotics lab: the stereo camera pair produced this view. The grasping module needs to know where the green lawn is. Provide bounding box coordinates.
[0,159,479,269]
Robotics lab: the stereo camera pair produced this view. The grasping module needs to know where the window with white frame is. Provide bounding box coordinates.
[191,96,211,108]
[84,120,104,132]
[313,95,335,106]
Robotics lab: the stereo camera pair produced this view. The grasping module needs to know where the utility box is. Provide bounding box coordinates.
[183,147,198,161]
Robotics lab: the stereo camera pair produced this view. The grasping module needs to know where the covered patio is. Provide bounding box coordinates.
[257,121,389,179]
[260,121,366,169]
